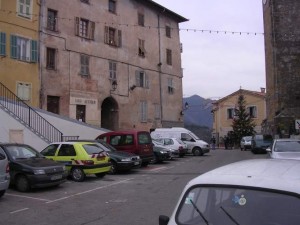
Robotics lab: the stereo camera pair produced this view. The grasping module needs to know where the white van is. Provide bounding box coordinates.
[159,159,300,225]
[150,127,210,156]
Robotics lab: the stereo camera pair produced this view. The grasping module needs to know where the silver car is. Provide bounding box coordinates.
[240,136,252,151]
[267,138,300,160]
[0,147,10,198]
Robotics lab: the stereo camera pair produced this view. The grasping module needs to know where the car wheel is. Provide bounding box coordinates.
[142,162,149,167]
[109,161,117,175]
[15,175,30,192]
[0,190,5,198]
[71,167,85,182]
[95,173,106,178]
[193,147,203,156]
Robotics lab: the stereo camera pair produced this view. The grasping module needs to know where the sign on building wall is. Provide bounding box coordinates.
[70,97,97,106]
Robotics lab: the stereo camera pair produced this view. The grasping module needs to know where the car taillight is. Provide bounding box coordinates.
[178,146,183,150]
[6,163,9,173]
[97,152,107,160]
[82,160,94,165]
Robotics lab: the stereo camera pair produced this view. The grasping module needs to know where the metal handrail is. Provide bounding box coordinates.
[0,82,63,143]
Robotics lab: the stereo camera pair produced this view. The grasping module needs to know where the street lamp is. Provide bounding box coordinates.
[180,102,189,115]
[111,80,118,91]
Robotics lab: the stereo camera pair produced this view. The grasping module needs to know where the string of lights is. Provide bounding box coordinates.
[0,8,265,36]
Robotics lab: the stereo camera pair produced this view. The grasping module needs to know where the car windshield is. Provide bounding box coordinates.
[96,141,116,152]
[5,145,41,159]
[176,138,186,145]
[274,140,300,152]
[176,186,300,225]
[82,144,105,154]
[189,132,200,140]
[153,140,163,146]
[244,136,252,141]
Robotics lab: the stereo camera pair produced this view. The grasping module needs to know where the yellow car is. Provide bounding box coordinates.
[41,142,111,182]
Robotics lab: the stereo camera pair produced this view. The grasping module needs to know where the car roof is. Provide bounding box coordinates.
[187,159,300,194]
[274,138,300,142]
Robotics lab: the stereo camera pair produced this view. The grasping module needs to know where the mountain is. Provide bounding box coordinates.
[183,95,214,128]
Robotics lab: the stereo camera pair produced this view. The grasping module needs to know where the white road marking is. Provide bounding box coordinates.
[6,193,50,202]
[10,208,29,214]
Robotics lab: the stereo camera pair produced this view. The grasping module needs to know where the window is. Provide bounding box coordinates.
[80,54,89,76]
[47,96,60,114]
[80,0,89,3]
[138,39,145,57]
[154,104,161,119]
[227,108,235,119]
[109,61,117,80]
[17,82,31,101]
[46,47,56,69]
[166,49,172,65]
[17,0,32,19]
[58,144,76,156]
[47,9,58,31]
[0,32,6,56]
[135,70,149,88]
[75,17,95,40]
[247,106,257,118]
[138,13,144,26]
[109,0,116,13]
[104,26,122,47]
[166,25,171,38]
[140,101,148,122]
[10,35,37,62]
[76,105,86,122]
[168,78,174,94]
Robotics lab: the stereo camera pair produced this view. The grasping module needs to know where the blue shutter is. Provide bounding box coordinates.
[30,40,38,62]
[10,35,17,59]
[0,32,6,56]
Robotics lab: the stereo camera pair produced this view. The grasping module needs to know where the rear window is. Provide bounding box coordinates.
[138,133,151,144]
[83,144,105,154]
[110,135,134,146]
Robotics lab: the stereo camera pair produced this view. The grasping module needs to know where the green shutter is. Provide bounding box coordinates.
[10,35,17,59]
[0,32,6,56]
[30,40,38,62]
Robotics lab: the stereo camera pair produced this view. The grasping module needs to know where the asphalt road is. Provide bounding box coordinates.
[0,149,268,225]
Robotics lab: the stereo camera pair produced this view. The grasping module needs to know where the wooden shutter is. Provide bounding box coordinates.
[117,30,122,47]
[0,32,6,56]
[75,17,79,36]
[10,35,17,59]
[135,70,141,87]
[30,40,38,63]
[89,21,95,40]
[145,73,149,88]
[104,26,109,44]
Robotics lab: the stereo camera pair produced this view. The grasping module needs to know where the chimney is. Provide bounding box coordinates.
[260,87,266,93]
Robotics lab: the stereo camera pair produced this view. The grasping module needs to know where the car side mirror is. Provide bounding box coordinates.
[159,215,169,225]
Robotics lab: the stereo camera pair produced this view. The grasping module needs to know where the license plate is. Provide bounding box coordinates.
[134,161,140,165]
[144,148,149,152]
[51,174,62,180]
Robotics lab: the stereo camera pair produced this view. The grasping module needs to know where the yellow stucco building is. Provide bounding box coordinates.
[212,88,266,146]
[0,0,39,107]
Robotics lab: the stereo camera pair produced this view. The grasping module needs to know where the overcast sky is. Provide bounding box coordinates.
[154,0,266,99]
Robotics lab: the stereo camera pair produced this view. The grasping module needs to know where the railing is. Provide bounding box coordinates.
[0,82,63,143]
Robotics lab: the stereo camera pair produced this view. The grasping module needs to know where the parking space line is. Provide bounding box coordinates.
[6,193,50,202]
[10,208,29,214]
[45,178,134,204]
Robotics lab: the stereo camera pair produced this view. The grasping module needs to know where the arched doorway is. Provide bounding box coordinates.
[101,97,119,131]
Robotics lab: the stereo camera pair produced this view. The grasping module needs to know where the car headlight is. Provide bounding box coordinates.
[121,158,131,162]
[34,169,46,175]
[160,151,166,154]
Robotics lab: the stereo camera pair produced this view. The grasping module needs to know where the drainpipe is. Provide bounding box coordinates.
[38,0,44,108]
[157,14,163,125]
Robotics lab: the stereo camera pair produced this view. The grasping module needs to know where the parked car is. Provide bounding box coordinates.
[0,143,67,192]
[159,159,300,225]
[96,130,154,166]
[251,134,273,154]
[41,142,111,182]
[267,138,300,160]
[0,147,10,198]
[154,138,187,157]
[240,136,252,151]
[152,145,172,164]
[68,139,142,174]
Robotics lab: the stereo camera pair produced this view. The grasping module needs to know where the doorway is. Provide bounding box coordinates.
[101,97,118,130]
[47,95,60,114]
[76,105,86,122]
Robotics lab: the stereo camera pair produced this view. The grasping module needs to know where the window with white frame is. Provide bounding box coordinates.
[140,101,148,122]
[167,78,174,94]
[135,70,149,88]
[138,39,145,57]
[227,108,235,119]
[17,82,31,101]
[109,61,117,80]
[10,35,38,62]
[80,54,89,76]
[104,26,122,47]
[154,104,161,119]
[75,17,95,40]
[247,106,257,118]
[17,0,32,19]
[47,9,58,31]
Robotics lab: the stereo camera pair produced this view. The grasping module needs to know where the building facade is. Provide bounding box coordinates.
[262,0,300,137]
[212,89,266,146]
[0,0,39,107]
[39,0,187,131]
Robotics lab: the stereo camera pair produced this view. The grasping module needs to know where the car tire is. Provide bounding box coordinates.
[109,161,117,175]
[15,175,30,192]
[71,167,85,182]
[142,162,149,167]
[193,147,203,156]
[151,156,158,164]
[0,190,5,198]
[95,173,106,178]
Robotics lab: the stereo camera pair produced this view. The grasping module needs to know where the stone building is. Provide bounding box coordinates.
[39,0,187,131]
[262,0,300,137]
